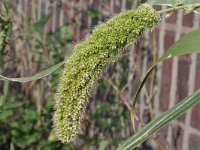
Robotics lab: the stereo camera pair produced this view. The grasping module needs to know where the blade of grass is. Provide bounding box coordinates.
[10,143,15,150]
[117,89,200,150]
[0,61,64,82]
[0,81,9,108]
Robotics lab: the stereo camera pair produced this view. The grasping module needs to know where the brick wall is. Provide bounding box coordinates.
[147,6,200,150]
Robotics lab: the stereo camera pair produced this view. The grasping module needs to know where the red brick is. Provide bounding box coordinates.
[191,55,200,129]
[166,10,177,24]
[189,134,200,150]
[155,126,169,149]
[126,0,132,10]
[160,59,172,111]
[172,125,184,150]
[176,55,191,122]
[191,104,200,130]
[164,30,176,50]
[92,0,99,9]
[114,0,122,13]
[195,55,200,90]
[177,55,190,101]
[182,12,194,27]
[160,30,175,111]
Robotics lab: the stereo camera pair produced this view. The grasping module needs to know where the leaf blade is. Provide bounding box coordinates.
[0,61,64,82]
[159,29,200,62]
[117,90,200,150]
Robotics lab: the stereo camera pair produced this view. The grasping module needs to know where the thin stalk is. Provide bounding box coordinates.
[158,3,200,14]
[132,64,157,107]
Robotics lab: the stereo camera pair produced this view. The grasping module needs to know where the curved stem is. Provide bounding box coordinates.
[158,3,200,14]
[132,64,157,107]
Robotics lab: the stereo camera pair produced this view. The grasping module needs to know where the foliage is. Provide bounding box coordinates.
[0,82,74,150]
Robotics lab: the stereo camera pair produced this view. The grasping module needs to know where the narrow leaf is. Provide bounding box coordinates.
[117,89,200,150]
[10,143,15,150]
[0,61,64,82]
[159,29,200,61]
[0,81,9,107]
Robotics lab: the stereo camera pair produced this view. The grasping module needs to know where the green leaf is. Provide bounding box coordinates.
[33,14,51,31]
[0,61,65,82]
[147,0,200,13]
[3,102,23,110]
[0,110,13,120]
[59,24,72,42]
[159,29,200,61]
[10,143,15,150]
[24,110,38,121]
[88,8,102,18]
[117,89,200,150]
[0,81,9,107]
[133,29,200,106]
[99,140,109,150]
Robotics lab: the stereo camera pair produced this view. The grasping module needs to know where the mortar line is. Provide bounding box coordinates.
[86,0,93,36]
[59,0,65,27]
[37,0,42,20]
[174,120,200,137]
[182,13,199,150]
[167,9,183,146]
[154,5,167,118]
[77,0,83,41]
[140,46,148,128]
[51,1,57,32]
[44,0,49,33]
[24,0,28,18]
[121,0,126,12]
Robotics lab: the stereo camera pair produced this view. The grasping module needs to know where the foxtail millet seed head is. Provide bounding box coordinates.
[53,4,160,143]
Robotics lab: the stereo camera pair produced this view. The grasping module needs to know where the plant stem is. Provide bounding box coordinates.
[158,3,200,14]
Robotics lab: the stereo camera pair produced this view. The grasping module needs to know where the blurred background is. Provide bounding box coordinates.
[0,0,200,150]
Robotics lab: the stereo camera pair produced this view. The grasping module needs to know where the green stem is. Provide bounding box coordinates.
[132,64,157,107]
[158,3,200,14]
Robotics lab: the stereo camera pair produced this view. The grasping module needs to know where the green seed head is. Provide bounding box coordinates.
[53,4,160,143]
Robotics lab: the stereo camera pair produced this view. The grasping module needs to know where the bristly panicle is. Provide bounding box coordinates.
[53,4,160,143]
